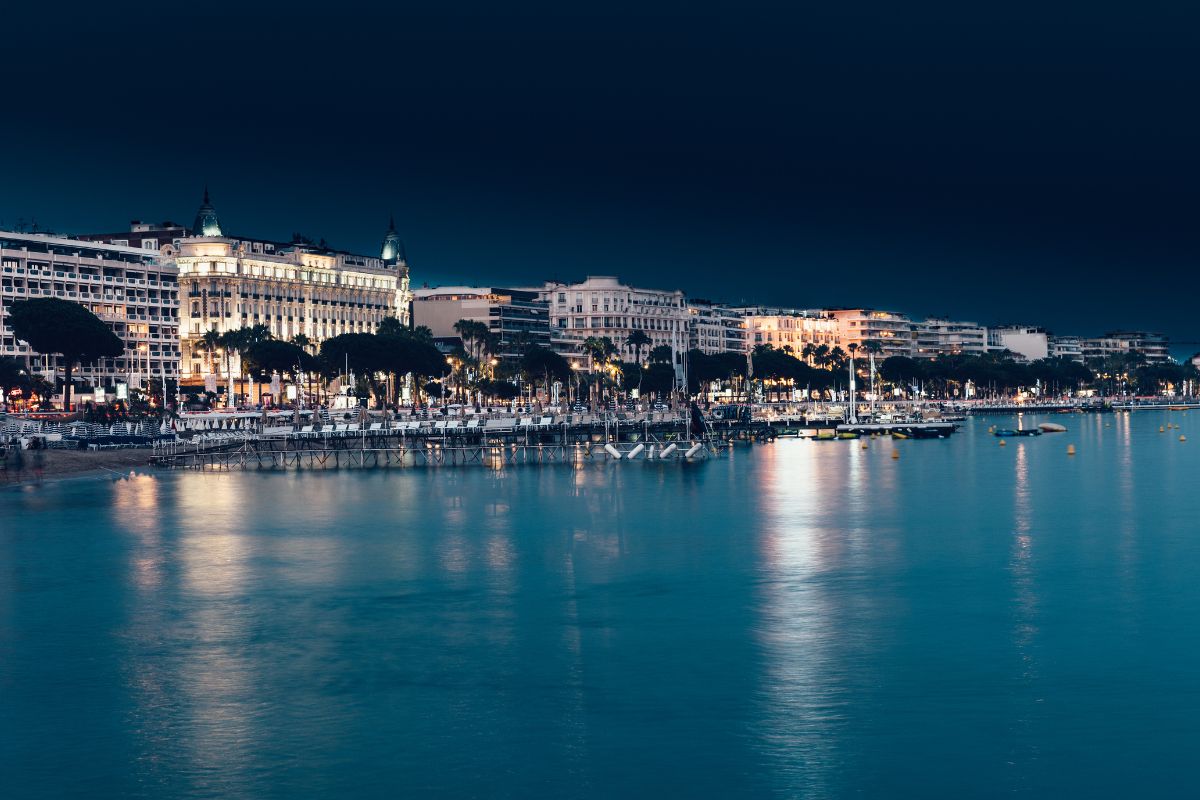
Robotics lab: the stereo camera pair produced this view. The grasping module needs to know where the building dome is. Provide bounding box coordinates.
[380,215,405,264]
[192,187,223,237]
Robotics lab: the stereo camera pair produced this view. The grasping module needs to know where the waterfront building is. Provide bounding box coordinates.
[988,325,1049,361]
[75,220,191,257]
[1049,335,1085,363]
[537,276,690,364]
[412,286,551,363]
[735,307,839,354]
[174,192,412,386]
[826,308,916,357]
[687,300,749,354]
[1079,331,1171,364]
[0,230,180,402]
[913,318,988,358]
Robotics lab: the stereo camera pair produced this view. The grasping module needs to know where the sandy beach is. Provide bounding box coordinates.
[1,448,153,486]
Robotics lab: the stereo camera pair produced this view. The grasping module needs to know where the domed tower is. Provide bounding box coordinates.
[192,187,223,237]
[380,215,406,265]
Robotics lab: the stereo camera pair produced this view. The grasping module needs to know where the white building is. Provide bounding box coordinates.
[1049,335,1084,362]
[988,326,1049,362]
[687,300,748,354]
[1079,331,1170,364]
[537,276,690,363]
[914,318,988,358]
[0,230,180,402]
[174,193,412,385]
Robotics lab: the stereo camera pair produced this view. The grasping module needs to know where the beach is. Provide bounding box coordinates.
[1,448,151,486]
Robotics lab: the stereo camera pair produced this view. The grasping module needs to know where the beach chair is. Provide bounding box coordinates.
[518,416,533,427]
[433,421,447,432]
[444,421,460,432]
[368,422,383,433]
[538,416,552,428]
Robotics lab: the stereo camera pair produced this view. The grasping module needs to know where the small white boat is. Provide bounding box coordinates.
[1038,422,1067,433]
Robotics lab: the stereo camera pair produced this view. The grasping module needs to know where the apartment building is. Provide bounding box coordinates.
[1079,331,1170,364]
[914,318,988,358]
[0,231,180,400]
[412,286,552,363]
[826,308,916,357]
[687,300,749,354]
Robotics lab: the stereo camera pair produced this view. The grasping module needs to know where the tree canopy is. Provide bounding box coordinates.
[7,297,124,410]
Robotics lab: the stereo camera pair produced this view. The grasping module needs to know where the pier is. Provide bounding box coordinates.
[151,415,730,471]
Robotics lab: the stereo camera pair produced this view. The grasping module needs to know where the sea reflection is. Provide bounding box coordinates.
[753,440,842,795]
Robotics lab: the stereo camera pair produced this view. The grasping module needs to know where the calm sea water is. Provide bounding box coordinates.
[2,412,1199,798]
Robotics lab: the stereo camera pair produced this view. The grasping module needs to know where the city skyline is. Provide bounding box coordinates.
[4,2,1200,343]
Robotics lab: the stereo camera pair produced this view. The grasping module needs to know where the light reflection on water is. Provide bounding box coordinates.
[3,412,1200,797]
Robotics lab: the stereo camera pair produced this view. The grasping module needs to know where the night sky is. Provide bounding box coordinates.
[3,1,1198,344]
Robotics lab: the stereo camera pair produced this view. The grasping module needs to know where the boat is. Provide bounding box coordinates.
[1038,422,1067,433]
[993,428,1042,437]
[836,431,860,440]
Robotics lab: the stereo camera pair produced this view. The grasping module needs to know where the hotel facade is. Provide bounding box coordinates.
[174,195,412,383]
[537,276,691,364]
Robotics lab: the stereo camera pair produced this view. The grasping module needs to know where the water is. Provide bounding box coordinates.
[2,412,1198,798]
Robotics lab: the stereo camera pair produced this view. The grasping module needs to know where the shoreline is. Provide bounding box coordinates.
[1,449,153,488]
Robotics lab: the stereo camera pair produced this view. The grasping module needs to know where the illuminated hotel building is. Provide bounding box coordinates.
[0,230,180,398]
[826,308,916,357]
[537,276,691,363]
[734,306,839,353]
[175,193,412,382]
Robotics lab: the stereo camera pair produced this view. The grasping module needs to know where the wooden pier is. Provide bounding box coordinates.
[151,424,730,471]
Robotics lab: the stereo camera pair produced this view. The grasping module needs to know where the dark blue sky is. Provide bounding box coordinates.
[3,1,1198,342]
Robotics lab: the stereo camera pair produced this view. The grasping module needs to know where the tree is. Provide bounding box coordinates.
[521,346,572,401]
[625,330,652,365]
[219,324,272,405]
[377,316,406,337]
[648,344,674,365]
[7,298,123,412]
[194,328,223,377]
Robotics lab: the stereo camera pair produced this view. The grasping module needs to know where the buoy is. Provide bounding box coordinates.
[861,440,868,449]
[685,443,704,459]
[1067,444,1076,456]
[891,449,899,459]
[1181,435,1187,442]
[1160,426,1165,432]
[627,443,645,459]
[604,443,622,459]
[999,439,1007,446]
[660,443,677,458]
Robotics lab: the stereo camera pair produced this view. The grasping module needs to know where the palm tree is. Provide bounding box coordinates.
[194,328,223,378]
[801,343,817,365]
[625,330,652,366]
[220,324,272,406]
[813,344,831,370]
